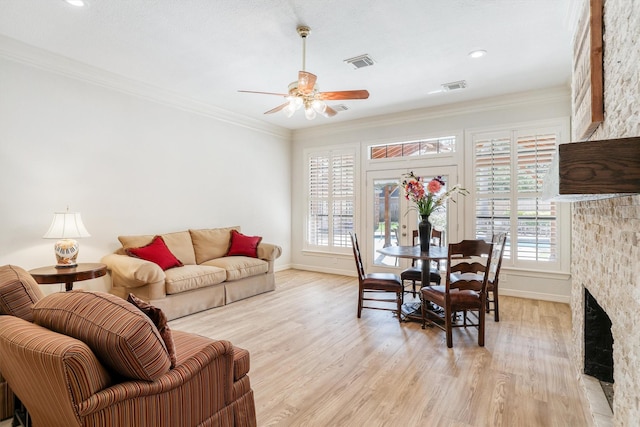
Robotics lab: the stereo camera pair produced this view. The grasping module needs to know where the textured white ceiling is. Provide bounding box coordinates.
[0,0,573,130]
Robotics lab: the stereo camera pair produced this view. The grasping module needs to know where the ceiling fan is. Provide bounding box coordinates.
[239,26,370,120]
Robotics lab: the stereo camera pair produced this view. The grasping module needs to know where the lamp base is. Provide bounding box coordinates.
[54,239,79,268]
[55,263,77,269]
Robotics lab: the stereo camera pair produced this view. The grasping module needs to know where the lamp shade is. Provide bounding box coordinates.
[43,211,90,268]
[43,212,90,239]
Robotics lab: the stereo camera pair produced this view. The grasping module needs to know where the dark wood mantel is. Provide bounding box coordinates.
[559,136,640,196]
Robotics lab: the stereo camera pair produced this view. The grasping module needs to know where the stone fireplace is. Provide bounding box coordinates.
[567,1,640,425]
[571,196,638,425]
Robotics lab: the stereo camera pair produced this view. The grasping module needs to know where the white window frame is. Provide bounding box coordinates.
[304,147,357,254]
[368,135,457,160]
[466,119,571,273]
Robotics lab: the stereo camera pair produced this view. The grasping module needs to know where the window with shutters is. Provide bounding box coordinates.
[306,149,355,251]
[473,127,561,269]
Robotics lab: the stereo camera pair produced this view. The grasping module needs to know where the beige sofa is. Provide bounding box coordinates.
[102,227,281,320]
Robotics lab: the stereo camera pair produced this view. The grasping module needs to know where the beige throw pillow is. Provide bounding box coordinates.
[189,227,240,264]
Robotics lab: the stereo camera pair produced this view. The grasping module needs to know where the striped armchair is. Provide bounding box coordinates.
[0,266,256,427]
[0,264,46,422]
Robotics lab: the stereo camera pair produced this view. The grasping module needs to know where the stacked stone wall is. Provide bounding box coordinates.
[570,0,640,424]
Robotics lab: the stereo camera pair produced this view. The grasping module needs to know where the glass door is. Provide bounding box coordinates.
[365,166,459,273]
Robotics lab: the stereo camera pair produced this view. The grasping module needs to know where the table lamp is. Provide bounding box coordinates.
[43,209,91,268]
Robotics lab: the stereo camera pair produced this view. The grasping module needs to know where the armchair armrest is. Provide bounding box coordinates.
[256,242,282,262]
[101,254,165,289]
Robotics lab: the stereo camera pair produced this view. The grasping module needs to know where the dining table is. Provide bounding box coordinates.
[376,245,448,322]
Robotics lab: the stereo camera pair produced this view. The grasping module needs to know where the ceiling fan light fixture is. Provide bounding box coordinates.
[312,99,327,114]
[239,25,369,119]
[283,100,297,117]
[287,96,303,110]
[304,107,317,120]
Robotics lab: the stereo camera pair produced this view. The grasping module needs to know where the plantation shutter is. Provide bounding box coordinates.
[474,134,512,258]
[307,149,355,249]
[308,155,329,246]
[473,128,559,267]
[515,132,558,262]
[331,153,355,247]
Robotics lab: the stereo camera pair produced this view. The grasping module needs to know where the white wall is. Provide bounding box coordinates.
[0,53,292,294]
[290,88,573,302]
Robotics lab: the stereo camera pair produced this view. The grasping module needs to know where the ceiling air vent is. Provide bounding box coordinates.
[344,54,375,69]
[441,80,467,91]
[332,104,349,112]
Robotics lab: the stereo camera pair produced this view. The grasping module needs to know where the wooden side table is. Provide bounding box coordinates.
[29,263,107,292]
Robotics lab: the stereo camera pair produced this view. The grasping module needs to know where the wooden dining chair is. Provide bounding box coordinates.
[486,231,507,321]
[421,239,494,348]
[349,232,404,323]
[401,229,443,297]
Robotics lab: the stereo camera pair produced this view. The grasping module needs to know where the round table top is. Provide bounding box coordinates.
[376,245,448,261]
[29,262,107,284]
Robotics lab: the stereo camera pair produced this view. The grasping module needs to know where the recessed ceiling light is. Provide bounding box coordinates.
[468,50,487,59]
[64,0,86,7]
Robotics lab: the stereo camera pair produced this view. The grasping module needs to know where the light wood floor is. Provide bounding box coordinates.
[170,269,594,427]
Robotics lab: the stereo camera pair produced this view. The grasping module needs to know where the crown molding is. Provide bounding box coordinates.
[293,86,570,139]
[0,35,291,140]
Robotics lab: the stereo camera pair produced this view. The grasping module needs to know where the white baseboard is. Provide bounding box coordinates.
[499,288,570,304]
[284,266,570,303]
[288,264,356,277]
[274,263,292,272]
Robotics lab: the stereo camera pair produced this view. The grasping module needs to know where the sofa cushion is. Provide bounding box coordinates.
[203,257,269,282]
[227,230,262,258]
[33,291,171,381]
[164,265,226,295]
[0,265,45,322]
[159,231,197,265]
[127,236,184,271]
[189,227,240,264]
[127,293,176,368]
[118,234,155,250]
[119,231,197,265]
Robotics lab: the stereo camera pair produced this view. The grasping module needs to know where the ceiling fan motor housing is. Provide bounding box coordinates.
[297,26,310,38]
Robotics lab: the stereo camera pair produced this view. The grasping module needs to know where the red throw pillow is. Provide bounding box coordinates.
[127,293,176,368]
[126,235,183,270]
[227,230,262,258]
